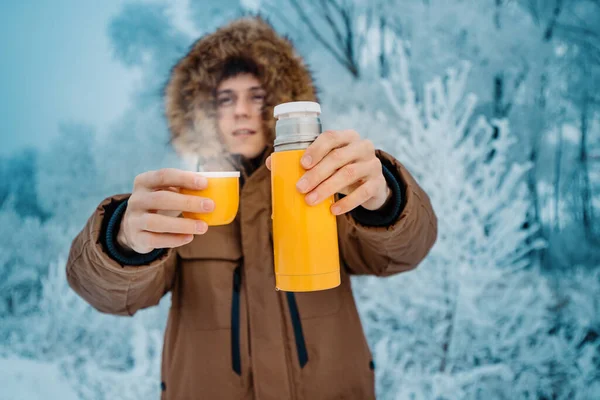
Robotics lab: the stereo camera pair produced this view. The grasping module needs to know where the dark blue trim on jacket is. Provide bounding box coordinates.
[286,292,309,368]
[103,199,166,266]
[347,159,407,227]
[231,266,242,375]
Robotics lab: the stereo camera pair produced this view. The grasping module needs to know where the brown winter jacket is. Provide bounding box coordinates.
[66,17,438,400]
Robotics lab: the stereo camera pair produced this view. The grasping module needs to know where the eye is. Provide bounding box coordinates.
[218,96,233,106]
[252,92,266,103]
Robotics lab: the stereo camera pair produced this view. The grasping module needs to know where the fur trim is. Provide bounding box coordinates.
[164,16,318,158]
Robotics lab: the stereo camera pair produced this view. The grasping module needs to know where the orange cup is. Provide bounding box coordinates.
[181,171,240,226]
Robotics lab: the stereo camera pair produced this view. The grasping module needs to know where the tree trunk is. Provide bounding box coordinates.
[544,0,565,41]
[439,268,457,372]
[286,0,361,79]
[579,93,597,243]
[379,16,388,78]
[494,73,504,120]
[493,0,504,142]
[494,0,503,30]
[529,66,548,268]
[554,125,563,233]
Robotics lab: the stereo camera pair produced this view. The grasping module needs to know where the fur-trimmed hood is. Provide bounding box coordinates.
[164,16,318,160]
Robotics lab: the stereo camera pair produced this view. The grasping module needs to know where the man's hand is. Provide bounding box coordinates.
[118,169,215,254]
[266,130,390,215]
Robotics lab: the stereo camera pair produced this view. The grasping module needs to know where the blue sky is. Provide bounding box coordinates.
[0,1,140,155]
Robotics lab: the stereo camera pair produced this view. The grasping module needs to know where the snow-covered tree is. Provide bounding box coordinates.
[61,318,165,400]
[2,2,598,399]
[108,2,190,106]
[334,42,580,398]
[14,257,169,400]
[0,200,63,320]
[36,123,105,228]
[98,103,184,197]
[0,149,49,220]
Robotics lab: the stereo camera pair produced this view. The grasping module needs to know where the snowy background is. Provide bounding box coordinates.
[1,0,599,399]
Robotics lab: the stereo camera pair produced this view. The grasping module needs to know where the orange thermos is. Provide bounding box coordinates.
[271,101,341,292]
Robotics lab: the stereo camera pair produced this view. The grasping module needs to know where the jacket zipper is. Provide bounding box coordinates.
[286,292,308,368]
[231,266,242,376]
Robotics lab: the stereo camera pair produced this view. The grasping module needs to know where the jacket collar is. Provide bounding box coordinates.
[232,143,274,186]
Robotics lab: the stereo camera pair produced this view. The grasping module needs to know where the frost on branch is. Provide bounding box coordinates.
[346,43,556,398]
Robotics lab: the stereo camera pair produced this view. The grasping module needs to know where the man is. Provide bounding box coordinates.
[66,16,437,399]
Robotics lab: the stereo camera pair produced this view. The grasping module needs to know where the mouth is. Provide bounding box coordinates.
[233,129,257,137]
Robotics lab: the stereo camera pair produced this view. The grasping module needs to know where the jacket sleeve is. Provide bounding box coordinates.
[66,194,178,316]
[337,150,438,277]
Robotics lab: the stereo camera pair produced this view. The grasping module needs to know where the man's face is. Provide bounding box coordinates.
[216,73,267,159]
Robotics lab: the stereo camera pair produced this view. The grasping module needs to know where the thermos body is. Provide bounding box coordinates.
[271,102,341,292]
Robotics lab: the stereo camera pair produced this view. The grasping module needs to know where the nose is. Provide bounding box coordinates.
[234,96,251,119]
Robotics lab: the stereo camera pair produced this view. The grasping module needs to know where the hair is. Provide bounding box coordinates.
[217,56,262,85]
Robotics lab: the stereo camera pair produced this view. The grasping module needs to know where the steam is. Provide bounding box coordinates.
[176,112,239,172]
[180,152,238,173]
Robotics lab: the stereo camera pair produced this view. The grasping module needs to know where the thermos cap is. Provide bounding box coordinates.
[274,101,321,118]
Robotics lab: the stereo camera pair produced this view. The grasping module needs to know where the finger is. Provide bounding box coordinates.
[137,231,195,251]
[301,130,360,169]
[130,190,214,213]
[304,161,372,206]
[157,209,184,218]
[157,187,182,217]
[296,140,365,194]
[134,168,208,191]
[265,155,272,171]
[330,180,379,215]
[138,213,208,235]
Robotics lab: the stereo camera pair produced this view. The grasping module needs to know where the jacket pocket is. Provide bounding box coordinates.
[231,265,242,376]
[293,287,342,319]
[286,292,308,368]
[176,228,243,331]
[177,259,238,331]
